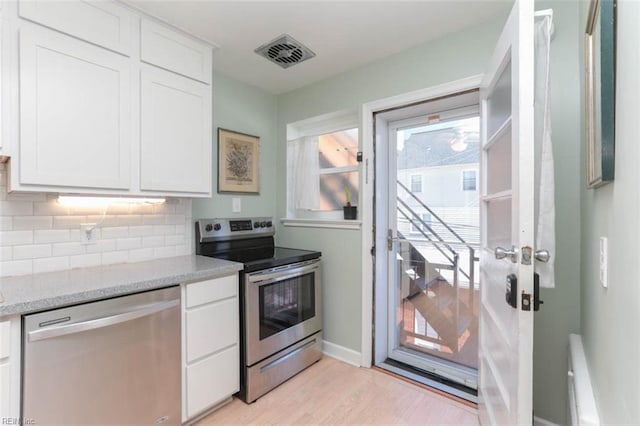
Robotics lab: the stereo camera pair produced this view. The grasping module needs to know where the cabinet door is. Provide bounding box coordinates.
[18,0,132,55]
[186,345,239,419]
[141,19,212,84]
[20,24,130,190]
[140,66,211,195]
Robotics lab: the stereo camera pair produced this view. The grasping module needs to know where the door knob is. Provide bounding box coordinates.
[535,249,550,263]
[494,246,518,263]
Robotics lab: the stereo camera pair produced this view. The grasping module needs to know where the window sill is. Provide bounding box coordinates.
[280,218,362,230]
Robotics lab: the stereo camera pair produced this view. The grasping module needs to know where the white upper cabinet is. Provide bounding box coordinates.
[140,66,211,194]
[19,23,131,190]
[4,0,214,196]
[141,19,212,84]
[18,0,132,55]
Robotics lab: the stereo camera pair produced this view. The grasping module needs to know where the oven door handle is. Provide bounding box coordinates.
[248,261,319,285]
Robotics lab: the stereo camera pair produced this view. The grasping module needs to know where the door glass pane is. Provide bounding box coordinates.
[486,198,512,249]
[486,126,512,194]
[486,62,512,137]
[394,113,480,372]
[259,273,315,340]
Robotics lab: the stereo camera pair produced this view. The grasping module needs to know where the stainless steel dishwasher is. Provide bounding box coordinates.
[22,286,181,425]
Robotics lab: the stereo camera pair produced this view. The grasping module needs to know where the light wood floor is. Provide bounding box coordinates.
[196,357,478,425]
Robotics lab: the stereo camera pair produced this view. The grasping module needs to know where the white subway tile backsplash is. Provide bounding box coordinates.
[129,225,153,237]
[153,246,176,258]
[129,248,154,262]
[153,225,175,236]
[102,251,128,265]
[142,215,165,225]
[142,236,164,248]
[70,253,102,269]
[0,169,193,277]
[52,242,86,256]
[0,217,12,231]
[101,227,129,239]
[165,214,186,225]
[13,244,52,260]
[0,201,33,216]
[116,238,141,251]
[0,246,13,261]
[13,216,53,230]
[86,239,117,253]
[0,230,34,246]
[0,260,33,276]
[53,216,87,229]
[33,256,70,274]
[35,229,70,243]
[165,234,185,246]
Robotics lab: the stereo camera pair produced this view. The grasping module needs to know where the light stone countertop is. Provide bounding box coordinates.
[0,255,243,317]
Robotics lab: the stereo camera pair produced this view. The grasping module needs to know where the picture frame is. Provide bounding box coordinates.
[585,0,616,188]
[217,128,260,194]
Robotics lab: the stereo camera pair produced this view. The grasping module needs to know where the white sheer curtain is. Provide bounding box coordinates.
[534,13,555,288]
[287,136,320,211]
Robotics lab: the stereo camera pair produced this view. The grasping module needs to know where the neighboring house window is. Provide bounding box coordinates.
[411,213,432,234]
[410,175,422,193]
[287,110,359,219]
[462,170,477,191]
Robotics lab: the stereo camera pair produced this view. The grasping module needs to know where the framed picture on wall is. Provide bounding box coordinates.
[218,128,260,194]
[585,0,616,188]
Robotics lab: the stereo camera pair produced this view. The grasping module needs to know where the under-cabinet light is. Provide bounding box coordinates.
[57,195,166,207]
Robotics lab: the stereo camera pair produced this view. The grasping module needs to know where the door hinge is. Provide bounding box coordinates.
[521,273,544,311]
[387,229,393,251]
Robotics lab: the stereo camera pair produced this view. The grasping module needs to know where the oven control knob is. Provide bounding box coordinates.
[260,221,267,228]
[205,224,213,232]
[266,221,273,227]
[254,222,260,229]
[213,223,221,231]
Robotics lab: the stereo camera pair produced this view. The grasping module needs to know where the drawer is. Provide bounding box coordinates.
[140,19,212,84]
[185,274,237,308]
[186,345,239,418]
[0,322,10,360]
[186,298,238,363]
[19,0,132,55]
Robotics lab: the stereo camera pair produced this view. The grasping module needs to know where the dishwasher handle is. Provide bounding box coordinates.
[28,299,180,342]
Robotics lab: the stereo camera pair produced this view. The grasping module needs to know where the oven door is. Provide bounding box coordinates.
[245,259,321,366]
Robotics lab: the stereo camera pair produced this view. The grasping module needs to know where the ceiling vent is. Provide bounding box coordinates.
[254,34,316,69]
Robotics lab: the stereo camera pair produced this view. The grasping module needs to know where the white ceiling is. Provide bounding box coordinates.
[128,1,511,94]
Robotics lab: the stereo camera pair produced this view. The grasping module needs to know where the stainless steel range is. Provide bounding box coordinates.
[195,217,322,403]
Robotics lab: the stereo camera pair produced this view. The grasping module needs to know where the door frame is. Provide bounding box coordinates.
[360,75,483,368]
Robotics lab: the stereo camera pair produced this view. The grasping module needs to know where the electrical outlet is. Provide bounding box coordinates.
[599,236,608,288]
[80,223,98,245]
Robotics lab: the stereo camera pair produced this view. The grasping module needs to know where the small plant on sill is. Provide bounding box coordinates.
[343,186,357,220]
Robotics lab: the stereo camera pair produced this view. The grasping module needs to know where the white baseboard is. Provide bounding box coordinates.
[322,340,362,367]
[534,416,560,426]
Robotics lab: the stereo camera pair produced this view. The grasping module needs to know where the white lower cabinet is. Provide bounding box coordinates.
[182,274,240,422]
[0,317,21,420]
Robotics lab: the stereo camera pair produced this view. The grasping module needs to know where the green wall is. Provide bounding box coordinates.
[192,71,278,220]
[579,0,640,423]
[532,1,582,424]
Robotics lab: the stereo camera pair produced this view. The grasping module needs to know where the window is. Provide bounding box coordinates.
[410,175,422,193]
[462,170,477,191]
[287,110,359,220]
[411,213,432,234]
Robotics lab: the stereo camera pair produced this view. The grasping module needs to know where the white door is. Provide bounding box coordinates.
[478,1,535,425]
[19,23,131,190]
[140,66,212,195]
